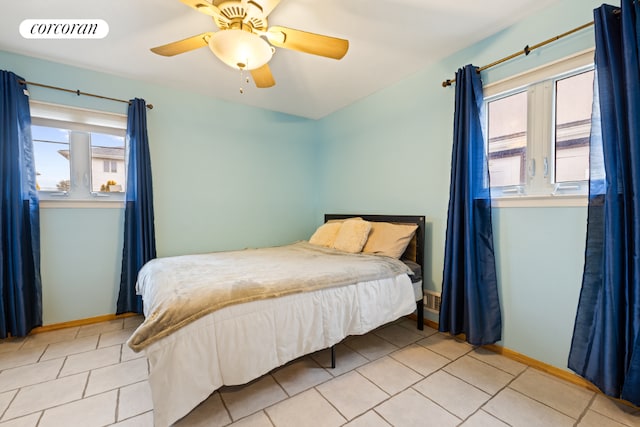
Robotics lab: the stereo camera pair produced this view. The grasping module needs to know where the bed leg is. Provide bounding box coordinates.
[417,301,424,331]
[330,345,336,369]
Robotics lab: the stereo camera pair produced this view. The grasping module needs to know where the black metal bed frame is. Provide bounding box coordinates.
[324,214,427,369]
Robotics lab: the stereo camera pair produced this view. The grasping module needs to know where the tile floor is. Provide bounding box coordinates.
[0,316,639,427]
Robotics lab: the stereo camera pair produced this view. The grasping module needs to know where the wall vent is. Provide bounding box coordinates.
[424,291,442,314]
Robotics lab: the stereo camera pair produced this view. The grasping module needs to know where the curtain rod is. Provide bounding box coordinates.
[441,20,596,88]
[18,79,153,109]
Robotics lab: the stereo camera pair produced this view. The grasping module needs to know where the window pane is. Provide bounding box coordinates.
[555,70,594,182]
[487,91,527,187]
[32,125,71,191]
[92,133,126,192]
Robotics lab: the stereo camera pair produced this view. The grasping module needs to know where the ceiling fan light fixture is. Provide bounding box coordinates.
[208,29,273,70]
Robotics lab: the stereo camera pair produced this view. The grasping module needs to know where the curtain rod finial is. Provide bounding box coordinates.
[442,79,452,87]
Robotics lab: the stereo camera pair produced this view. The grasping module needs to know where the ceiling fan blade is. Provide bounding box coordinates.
[179,0,229,23]
[251,63,276,88]
[150,32,213,56]
[266,26,349,60]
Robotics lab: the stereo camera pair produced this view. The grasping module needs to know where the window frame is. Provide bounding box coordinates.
[30,101,127,208]
[483,49,595,207]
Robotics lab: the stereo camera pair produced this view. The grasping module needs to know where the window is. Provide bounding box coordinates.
[30,101,127,202]
[484,50,599,202]
[554,71,593,183]
[102,160,119,175]
[487,91,527,188]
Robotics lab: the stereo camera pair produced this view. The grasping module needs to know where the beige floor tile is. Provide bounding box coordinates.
[310,344,368,377]
[272,357,332,396]
[39,390,117,427]
[413,370,491,419]
[578,409,630,427]
[228,411,272,427]
[344,410,391,427]
[418,333,474,360]
[3,372,87,420]
[0,390,17,417]
[174,392,231,427]
[589,394,640,426]
[121,343,146,362]
[76,319,124,338]
[469,347,527,375]
[395,319,439,337]
[316,371,388,420]
[0,412,40,427]
[21,328,79,349]
[85,358,148,396]
[0,338,27,355]
[60,345,121,377]
[2,317,620,427]
[40,335,99,361]
[443,355,514,395]
[0,359,63,393]
[509,368,594,418]
[111,411,154,427]
[459,410,510,426]
[484,388,576,427]
[123,316,144,330]
[266,388,346,427]
[390,344,450,376]
[118,381,153,421]
[376,388,460,427]
[0,347,45,371]
[373,324,424,348]
[344,334,399,361]
[357,356,422,395]
[98,328,136,348]
[220,375,287,421]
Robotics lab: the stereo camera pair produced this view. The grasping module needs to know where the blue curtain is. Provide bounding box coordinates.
[116,98,156,314]
[568,1,640,406]
[0,71,42,338]
[439,65,502,346]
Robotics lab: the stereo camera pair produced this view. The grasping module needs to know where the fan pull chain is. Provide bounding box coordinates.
[239,61,251,94]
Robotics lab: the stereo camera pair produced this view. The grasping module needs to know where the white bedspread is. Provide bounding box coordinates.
[129,242,411,351]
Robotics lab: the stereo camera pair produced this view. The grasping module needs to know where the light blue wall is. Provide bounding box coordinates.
[39,208,125,323]
[317,0,615,370]
[0,50,319,324]
[492,207,588,366]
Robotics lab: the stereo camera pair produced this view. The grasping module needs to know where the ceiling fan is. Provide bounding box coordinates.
[150,0,349,88]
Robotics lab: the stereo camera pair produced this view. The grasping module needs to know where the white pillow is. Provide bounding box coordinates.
[309,222,342,247]
[332,219,372,253]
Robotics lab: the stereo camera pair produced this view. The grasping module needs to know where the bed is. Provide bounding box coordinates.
[128,214,426,426]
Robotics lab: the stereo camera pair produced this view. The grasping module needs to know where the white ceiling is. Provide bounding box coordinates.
[1,0,562,119]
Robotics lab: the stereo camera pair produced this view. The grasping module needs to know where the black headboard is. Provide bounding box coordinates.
[323,214,425,272]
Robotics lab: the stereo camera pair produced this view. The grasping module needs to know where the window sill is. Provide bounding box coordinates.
[40,199,124,209]
[491,194,587,208]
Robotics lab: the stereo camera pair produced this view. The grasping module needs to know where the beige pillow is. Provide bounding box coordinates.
[309,222,342,247]
[332,219,372,253]
[327,216,362,223]
[362,222,418,258]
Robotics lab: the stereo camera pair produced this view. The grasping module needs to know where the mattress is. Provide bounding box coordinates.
[412,280,423,301]
[143,273,416,426]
